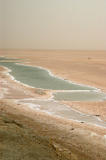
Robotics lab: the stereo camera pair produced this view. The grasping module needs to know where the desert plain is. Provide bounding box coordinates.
[0,49,106,160]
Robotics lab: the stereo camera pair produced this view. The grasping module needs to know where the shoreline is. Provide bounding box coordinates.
[1,50,106,91]
[0,60,104,99]
[0,63,106,129]
[1,61,106,105]
[17,62,98,91]
[0,55,106,120]
[0,52,105,115]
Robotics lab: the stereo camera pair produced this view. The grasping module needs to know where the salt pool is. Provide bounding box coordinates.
[0,57,106,102]
[0,61,95,90]
[53,91,106,101]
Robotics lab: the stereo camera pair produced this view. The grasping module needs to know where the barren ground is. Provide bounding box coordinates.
[0,50,106,160]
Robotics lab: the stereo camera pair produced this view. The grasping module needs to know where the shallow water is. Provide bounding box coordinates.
[0,61,94,90]
[0,57,106,102]
[53,91,106,101]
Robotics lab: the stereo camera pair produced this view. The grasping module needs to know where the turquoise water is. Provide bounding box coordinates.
[0,61,95,90]
[1,57,106,101]
[53,91,106,101]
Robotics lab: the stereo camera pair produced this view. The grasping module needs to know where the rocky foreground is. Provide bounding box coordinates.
[0,100,106,160]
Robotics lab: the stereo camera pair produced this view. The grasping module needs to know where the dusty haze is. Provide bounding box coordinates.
[0,0,106,50]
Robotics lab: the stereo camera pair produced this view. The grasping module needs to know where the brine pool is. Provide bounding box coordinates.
[0,58,106,102]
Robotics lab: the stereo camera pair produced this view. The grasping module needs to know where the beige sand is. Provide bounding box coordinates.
[0,49,106,159]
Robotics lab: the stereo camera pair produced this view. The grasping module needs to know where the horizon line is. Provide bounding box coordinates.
[0,48,106,52]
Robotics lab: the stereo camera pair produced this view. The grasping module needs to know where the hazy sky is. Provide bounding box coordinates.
[0,0,106,50]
